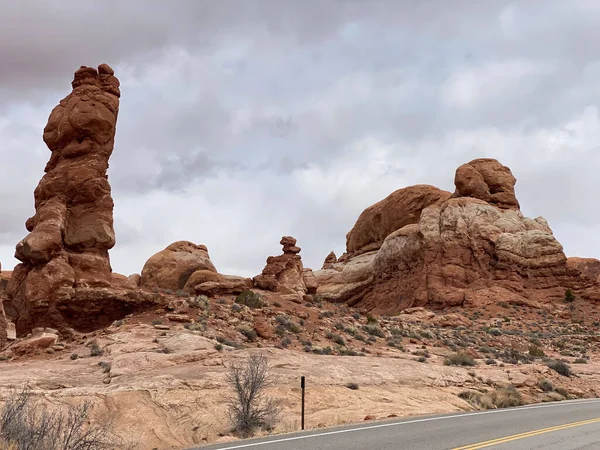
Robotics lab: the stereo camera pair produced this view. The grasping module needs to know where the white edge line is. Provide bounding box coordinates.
[205,398,600,449]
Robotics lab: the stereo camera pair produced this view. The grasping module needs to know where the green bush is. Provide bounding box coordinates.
[564,289,575,303]
[345,382,359,390]
[362,324,385,338]
[538,379,554,392]
[546,360,572,377]
[444,352,476,367]
[235,290,264,309]
[528,345,545,358]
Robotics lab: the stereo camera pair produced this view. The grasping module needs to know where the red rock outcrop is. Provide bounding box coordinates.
[253,237,314,298]
[452,158,520,210]
[567,257,600,283]
[6,65,162,336]
[140,241,217,291]
[345,185,451,255]
[322,251,337,269]
[140,241,252,297]
[315,158,592,314]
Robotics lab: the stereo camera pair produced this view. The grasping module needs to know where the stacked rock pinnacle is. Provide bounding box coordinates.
[7,64,123,334]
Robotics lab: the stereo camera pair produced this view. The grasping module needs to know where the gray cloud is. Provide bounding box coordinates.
[2,0,600,277]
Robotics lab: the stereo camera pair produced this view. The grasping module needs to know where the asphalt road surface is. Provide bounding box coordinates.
[194,398,600,450]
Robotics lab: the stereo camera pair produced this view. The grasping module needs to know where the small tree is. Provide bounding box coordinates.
[565,289,575,303]
[226,353,281,437]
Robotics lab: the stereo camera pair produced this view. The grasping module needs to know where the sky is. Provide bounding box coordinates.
[2,0,600,277]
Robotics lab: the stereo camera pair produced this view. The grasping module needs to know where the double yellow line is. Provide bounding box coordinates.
[453,417,600,449]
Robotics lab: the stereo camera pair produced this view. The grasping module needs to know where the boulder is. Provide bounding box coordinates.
[140,241,217,291]
[345,185,451,255]
[452,158,520,210]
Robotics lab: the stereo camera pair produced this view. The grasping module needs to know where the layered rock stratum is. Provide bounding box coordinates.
[315,158,592,314]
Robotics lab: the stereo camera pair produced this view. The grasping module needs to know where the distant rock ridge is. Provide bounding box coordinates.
[315,158,595,313]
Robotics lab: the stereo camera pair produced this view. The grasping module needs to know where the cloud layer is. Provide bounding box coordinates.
[2,1,600,277]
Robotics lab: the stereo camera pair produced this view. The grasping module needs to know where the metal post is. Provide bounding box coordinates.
[301,375,305,430]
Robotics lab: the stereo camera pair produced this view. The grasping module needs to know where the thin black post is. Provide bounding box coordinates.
[300,375,306,430]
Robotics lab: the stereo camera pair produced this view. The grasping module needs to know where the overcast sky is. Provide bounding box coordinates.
[2,0,600,277]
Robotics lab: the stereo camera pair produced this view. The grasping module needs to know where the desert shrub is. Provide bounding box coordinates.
[215,344,224,352]
[417,356,427,363]
[238,325,258,342]
[318,311,334,319]
[564,289,575,303]
[573,358,588,364]
[366,314,377,324]
[226,354,281,438]
[235,290,264,309]
[528,345,545,358]
[362,325,385,338]
[530,337,542,347]
[352,312,361,320]
[538,379,554,392]
[459,386,523,410]
[231,304,243,313]
[498,348,532,364]
[0,388,121,449]
[279,336,292,348]
[488,328,503,336]
[98,361,112,374]
[490,385,524,408]
[444,352,476,367]
[546,360,572,377]
[326,332,346,346]
[151,319,163,325]
[274,315,301,334]
[70,354,79,361]
[89,342,103,357]
[345,382,359,390]
[485,358,497,365]
[216,336,240,348]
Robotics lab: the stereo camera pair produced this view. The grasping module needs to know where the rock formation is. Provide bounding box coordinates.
[345,185,451,255]
[140,241,252,296]
[567,257,600,284]
[315,158,591,314]
[322,251,337,269]
[452,158,520,210]
[253,236,315,299]
[6,64,161,336]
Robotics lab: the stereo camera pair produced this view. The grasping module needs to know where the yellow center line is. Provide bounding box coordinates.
[453,417,600,449]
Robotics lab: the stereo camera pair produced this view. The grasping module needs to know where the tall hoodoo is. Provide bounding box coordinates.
[6,64,131,334]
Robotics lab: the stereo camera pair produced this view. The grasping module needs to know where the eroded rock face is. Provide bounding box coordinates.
[253,237,311,296]
[140,241,217,291]
[345,185,451,255]
[567,257,600,283]
[7,65,162,335]
[315,158,590,313]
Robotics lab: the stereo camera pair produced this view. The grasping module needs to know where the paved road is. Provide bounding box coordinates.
[194,398,600,450]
